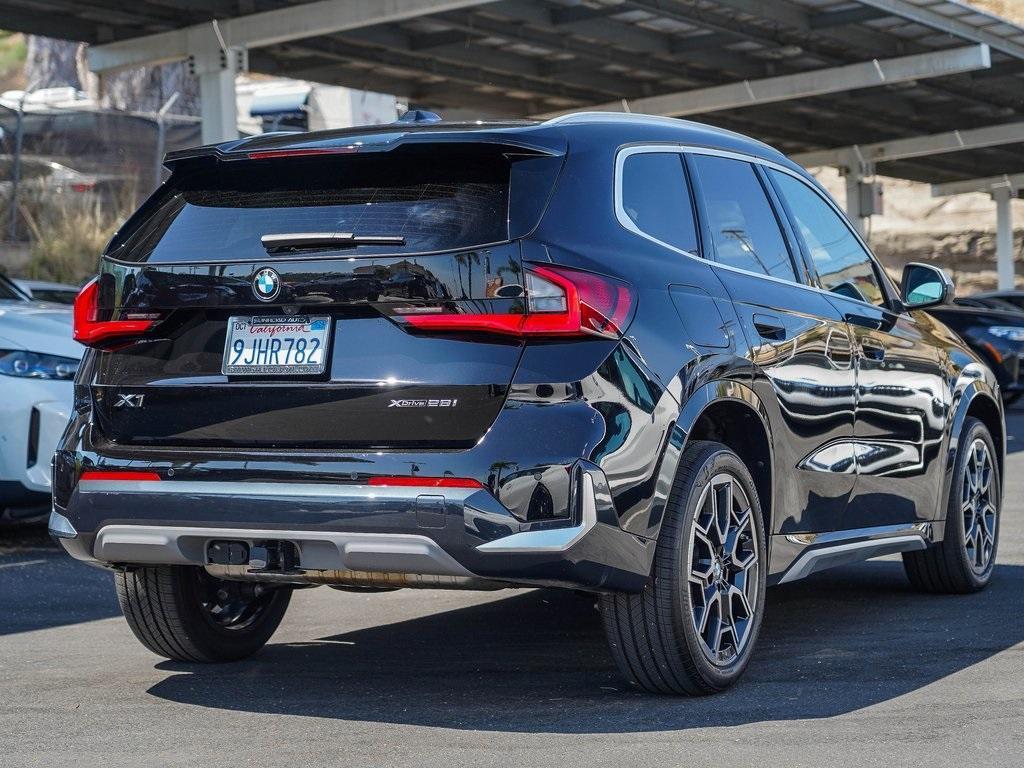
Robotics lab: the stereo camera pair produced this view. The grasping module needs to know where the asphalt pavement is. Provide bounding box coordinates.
[2,412,1023,767]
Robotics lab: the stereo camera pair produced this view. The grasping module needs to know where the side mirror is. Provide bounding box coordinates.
[901,262,954,309]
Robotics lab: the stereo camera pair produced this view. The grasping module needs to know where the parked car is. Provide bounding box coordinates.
[928,302,1024,404]
[0,155,131,216]
[0,274,80,522]
[969,290,1024,313]
[14,279,79,305]
[52,114,1003,695]
[955,295,1023,313]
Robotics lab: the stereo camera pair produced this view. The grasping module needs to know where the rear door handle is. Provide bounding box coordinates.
[860,341,886,361]
[844,312,884,331]
[753,314,786,341]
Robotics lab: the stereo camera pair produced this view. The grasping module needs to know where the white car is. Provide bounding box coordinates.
[0,275,80,522]
[14,279,80,305]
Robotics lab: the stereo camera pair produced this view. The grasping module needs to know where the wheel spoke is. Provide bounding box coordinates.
[695,586,720,636]
[711,480,731,546]
[981,504,997,537]
[725,508,750,559]
[719,589,738,653]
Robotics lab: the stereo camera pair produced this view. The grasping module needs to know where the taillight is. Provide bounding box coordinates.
[70,181,96,192]
[399,264,633,339]
[73,278,159,347]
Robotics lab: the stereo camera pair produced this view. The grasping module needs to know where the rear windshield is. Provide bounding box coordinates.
[109,147,511,263]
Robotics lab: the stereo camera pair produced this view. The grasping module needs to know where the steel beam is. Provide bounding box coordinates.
[931,174,1024,198]
[537,44,992,119]
[856,0,1024,61]
[794,119,1024,169]
[87,0,500,72]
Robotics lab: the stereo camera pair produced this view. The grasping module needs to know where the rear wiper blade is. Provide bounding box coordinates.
[261,232,406,252]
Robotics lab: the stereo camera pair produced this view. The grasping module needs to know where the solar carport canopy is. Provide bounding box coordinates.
[3,0,1024,188]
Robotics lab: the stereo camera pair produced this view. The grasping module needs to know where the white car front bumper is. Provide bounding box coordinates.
[0,376,72,505]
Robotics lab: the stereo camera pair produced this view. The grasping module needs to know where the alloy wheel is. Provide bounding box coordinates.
[687,472,760,666]
[194,569,276,631]
[962,438,997,574]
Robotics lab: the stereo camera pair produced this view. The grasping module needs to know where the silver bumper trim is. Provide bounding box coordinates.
[779,523,931,584]
[48,509,78,539]
[92,525,475,577]
[476,472,598,553]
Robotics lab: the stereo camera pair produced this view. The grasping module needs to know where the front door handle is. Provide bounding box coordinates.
[753,314,786,341]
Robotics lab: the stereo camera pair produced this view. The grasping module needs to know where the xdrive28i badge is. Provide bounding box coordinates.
[252,268,281,302]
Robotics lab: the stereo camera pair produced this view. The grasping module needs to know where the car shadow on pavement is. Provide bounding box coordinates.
[147,560,1024,733]
[0,530,119,637]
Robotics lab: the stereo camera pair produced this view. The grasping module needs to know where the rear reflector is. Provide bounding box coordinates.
[399,264,633,339]
[367,476,483,489]
[73,278,158,347]
[80,470,161,482]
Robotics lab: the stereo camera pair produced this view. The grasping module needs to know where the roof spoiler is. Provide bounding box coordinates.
[164,127,565,169]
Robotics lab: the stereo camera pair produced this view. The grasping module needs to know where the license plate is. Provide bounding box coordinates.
[222,315,331,376]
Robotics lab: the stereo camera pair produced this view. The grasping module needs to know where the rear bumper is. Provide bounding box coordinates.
[53,469,654,592]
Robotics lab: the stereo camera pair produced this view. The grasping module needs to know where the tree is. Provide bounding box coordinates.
[24,35,198,115]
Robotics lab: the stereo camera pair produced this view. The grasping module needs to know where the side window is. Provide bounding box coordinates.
[620,152,699,254]
[690,154,797,282]
[769,170,885,307]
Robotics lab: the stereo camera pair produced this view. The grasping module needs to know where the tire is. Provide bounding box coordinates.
[903,417,1000,594]
[115,565,291,662]
[600,440,768,695]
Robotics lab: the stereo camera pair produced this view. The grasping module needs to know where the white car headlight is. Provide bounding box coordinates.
[0,349,79,380]
[987,326,1024,342]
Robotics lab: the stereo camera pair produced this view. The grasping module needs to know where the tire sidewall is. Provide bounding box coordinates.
[667,446,768,690]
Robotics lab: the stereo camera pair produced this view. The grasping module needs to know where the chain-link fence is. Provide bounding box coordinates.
[0,101,200,282]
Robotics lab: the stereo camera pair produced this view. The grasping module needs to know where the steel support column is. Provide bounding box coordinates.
[994,185,1015,291]
[190,44,246,144]
[844,167,865,238]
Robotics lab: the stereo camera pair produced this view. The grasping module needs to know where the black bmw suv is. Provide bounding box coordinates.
[53,113,1003,695]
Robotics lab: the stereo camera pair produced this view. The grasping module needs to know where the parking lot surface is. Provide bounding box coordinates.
[2,414,1023,768]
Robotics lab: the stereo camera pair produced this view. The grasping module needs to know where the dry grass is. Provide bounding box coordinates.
[18,194,131,284]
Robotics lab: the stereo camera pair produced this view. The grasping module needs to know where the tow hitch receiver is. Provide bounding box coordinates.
[247,540,301,574]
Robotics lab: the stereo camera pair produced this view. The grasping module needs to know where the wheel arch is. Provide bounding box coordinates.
[942,373,1005,526]
[669,379,774,543]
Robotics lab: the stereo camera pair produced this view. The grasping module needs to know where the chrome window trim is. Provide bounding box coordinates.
[614,144,703,260]
[613,143,896,313]
[762,164,892,310]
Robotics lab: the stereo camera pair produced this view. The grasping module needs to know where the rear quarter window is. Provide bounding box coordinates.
[619,151,699,254]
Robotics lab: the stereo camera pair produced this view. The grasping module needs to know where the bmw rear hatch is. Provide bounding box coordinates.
[78,125,567,449]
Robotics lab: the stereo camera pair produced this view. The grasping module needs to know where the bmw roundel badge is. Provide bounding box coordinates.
[252,267,281,302]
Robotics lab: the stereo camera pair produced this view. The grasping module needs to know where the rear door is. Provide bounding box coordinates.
[88,142,562,449]
[766,167,949,529]
[686,151,857,534]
